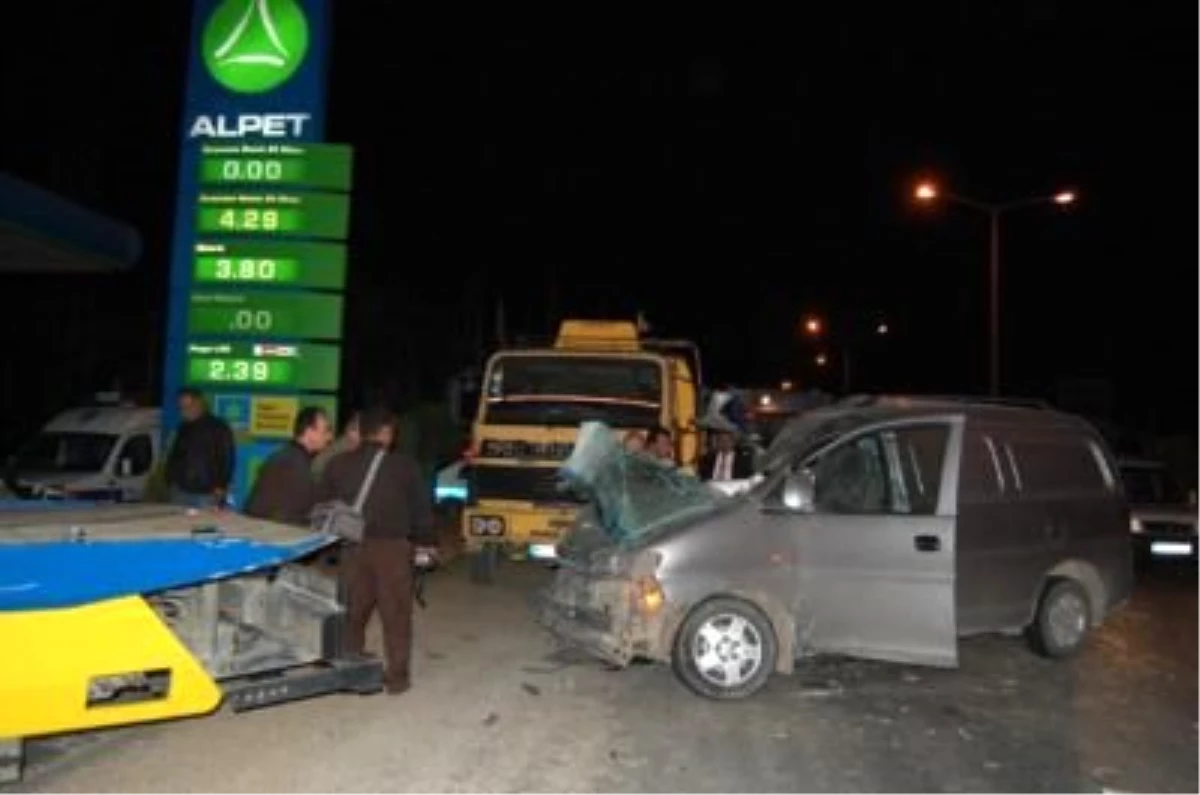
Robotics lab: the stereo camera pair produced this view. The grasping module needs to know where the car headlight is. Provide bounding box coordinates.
[1130,517,1144,534]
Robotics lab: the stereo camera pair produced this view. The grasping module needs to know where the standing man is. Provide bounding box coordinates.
[166,388,235,509]
[312,411,361,479]
[699,429,754,482]
[244,406,333,526]
[318,406,437,694]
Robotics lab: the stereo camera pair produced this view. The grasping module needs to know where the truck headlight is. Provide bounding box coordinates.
[1130,517,1144,534]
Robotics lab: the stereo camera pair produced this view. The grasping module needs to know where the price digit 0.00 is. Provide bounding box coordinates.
[230,309,273,332]
[220,158,284,182]
[214,258,278,281]
[217,208,281,232]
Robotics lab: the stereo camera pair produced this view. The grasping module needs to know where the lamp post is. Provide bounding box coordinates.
[913,180,1076,396]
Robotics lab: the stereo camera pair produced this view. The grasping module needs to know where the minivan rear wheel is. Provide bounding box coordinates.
[672,597,777,700]
[1027,579,1092,658]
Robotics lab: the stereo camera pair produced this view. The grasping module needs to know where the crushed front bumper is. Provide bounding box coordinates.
[535,588,633,667]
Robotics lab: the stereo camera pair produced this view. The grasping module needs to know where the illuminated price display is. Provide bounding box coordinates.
[190,357,293,385]
[185,343,341,391]
[192,241,347,289]
[199,143,353,191]
[196,193,350,239]
[188,291,343,339]
[196,256,299,284]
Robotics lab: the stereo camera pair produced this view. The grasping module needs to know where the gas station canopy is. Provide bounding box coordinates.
[0,172,141,273]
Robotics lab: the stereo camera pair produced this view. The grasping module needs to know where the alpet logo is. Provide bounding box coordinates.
[203,0,309,94]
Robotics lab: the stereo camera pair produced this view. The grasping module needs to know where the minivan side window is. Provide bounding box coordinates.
[116,434,153,477]
[809,425,949,515]
[1010,438,1109,495]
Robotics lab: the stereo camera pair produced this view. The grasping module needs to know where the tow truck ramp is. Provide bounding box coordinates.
[0,503,382,784]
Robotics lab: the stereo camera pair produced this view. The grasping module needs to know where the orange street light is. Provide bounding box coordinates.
[914,181,938,201]
[1054,190,1077,205]
[803,316,823,336]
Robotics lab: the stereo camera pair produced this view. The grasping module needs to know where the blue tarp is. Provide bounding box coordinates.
[0,172,141,273]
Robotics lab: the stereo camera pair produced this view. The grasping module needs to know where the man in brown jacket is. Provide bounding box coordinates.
[317,406,436,694]
[244,406,332,525]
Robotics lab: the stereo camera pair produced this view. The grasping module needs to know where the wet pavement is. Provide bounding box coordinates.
[11,559,1197,792]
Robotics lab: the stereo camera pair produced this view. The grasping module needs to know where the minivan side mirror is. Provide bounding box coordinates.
[782,468,816,512]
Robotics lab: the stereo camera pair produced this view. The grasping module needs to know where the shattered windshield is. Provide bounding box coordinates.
[558,422,727,544]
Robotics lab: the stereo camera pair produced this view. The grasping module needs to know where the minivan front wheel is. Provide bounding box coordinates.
[672,597,777,700]
[1028,579,1092,658]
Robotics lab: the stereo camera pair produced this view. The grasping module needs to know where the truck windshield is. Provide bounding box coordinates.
[483,355,662,427]
[12,432,117,474]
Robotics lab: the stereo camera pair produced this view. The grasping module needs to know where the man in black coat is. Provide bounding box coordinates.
[165,388,235,509]
[244,406,333,526]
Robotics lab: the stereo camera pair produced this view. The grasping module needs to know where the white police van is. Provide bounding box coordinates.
[2,397,161,503]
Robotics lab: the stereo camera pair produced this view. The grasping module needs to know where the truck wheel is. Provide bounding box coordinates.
[671,597,777,700]
[468,542,500,585]
[1027,579,1092,659]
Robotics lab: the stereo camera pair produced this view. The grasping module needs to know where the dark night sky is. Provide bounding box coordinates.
[0,2,1195,442]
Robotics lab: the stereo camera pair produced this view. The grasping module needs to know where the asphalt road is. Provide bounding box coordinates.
[12,558,1197,793]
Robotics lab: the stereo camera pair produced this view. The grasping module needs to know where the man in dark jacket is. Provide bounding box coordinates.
[244,406,332,526]
[166,388,235,508]
[317,406,437,694]
[699,429,754,482]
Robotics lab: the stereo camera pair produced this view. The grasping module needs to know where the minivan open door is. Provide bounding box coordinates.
[796,420,960,667]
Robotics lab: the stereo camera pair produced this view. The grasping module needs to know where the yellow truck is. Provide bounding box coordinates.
[461,320,703,583]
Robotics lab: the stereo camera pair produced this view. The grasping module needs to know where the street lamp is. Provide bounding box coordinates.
[913,178,1077,396]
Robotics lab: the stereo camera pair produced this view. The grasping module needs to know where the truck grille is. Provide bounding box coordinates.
[469,464,586,504]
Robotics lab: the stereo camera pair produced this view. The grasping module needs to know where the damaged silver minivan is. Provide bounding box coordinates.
[536,397,1134,699]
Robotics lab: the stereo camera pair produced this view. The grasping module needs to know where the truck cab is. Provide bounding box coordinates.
[2,401,162,503]
[461,320,702,582]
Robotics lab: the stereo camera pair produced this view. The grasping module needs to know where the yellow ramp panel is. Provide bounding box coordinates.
[0,596,222,739]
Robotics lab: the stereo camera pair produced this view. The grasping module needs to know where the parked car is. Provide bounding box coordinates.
[1,403,161,503]
[538,397,1134,699]
[1119,458,1197,563]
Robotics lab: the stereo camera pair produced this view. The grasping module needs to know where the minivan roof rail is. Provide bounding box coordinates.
[836,394,1053,410]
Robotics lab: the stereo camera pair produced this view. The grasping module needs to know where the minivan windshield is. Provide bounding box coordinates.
[11,432,117,474]
[559,422,727,544]
[1120,463,1187,505]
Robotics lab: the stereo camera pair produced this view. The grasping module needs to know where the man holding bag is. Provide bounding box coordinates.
[316,406,437,695]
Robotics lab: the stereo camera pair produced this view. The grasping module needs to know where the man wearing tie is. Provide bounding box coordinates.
[699,429,754,482]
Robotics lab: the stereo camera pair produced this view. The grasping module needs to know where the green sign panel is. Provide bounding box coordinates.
[192,240,346,289]
[196,192,350,239]
[202,0,310,95]
[199,143,353,191]
[188,290,343,339]
[187,341,340,391]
